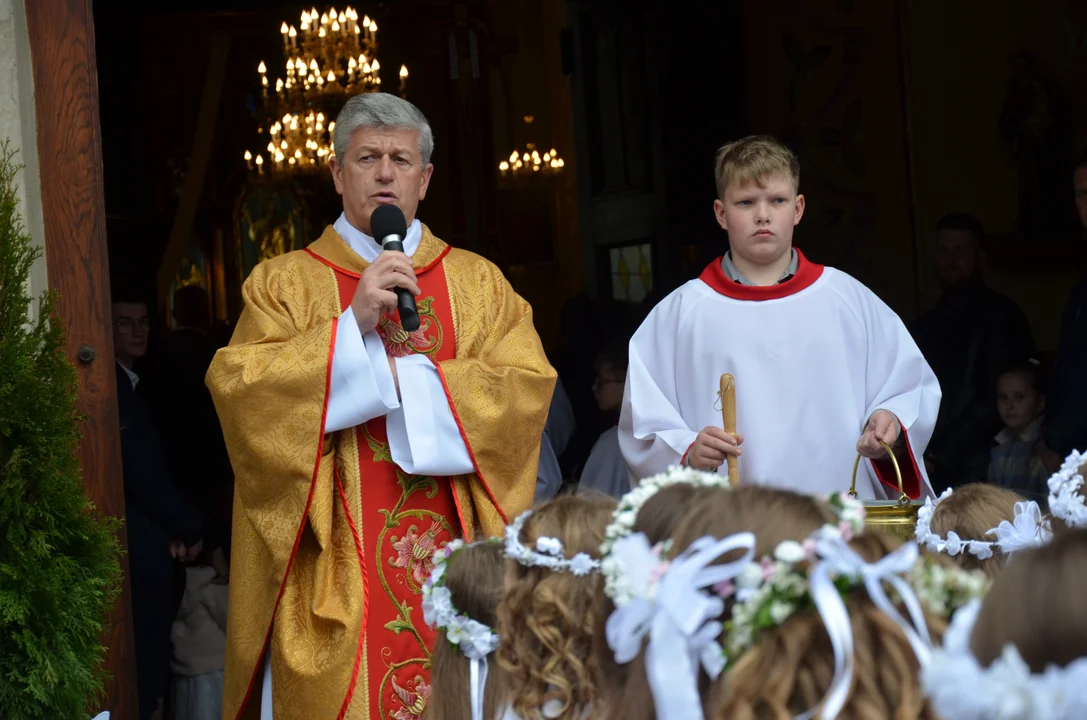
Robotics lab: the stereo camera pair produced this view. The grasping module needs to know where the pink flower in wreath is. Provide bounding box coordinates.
[391,522,441,587]
[390,675,431,720]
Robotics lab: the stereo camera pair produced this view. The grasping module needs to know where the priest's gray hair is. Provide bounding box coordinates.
[333,93,434,166]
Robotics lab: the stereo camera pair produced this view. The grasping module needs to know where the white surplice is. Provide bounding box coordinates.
[619,250,940,500]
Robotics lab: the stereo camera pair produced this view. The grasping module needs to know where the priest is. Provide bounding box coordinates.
[207,93,555,719]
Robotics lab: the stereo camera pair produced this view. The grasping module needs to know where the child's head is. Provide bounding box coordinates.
[609,486,836,720]
[592,345,628,413]
[593,483,726,709]
[710,533,948,719]
[497,494,617,720]
[969,527,1087,672]
[996,359,1046,433]
[426,540,510,720]
[928,483,1028,577]
[712,135,804,268]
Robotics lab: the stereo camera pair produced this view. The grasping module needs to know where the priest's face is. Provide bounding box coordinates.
[713,173,804,267]
[329,126,434,236]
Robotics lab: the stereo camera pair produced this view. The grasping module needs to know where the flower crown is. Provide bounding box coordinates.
[606,519,989,720]
[915,488,1053,559]
[720,526,988,666]
[1048,449,1087,528]
[600,466,730,605]
[504,509,601,575]
[421,539,501,660]
[600,490,866,610]
[923,599,1087,719]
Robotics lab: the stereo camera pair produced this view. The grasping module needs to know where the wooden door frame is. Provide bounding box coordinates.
[23,0,137,716]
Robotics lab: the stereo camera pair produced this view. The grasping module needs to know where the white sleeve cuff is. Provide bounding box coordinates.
[325,308,401,433]
[386,355,475,476]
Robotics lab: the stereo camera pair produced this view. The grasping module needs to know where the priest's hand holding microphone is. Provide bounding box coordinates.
[351,204,421,388]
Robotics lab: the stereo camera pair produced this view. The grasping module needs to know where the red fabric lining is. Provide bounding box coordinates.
[871,414,923,500]
[698,248,824,301]
[334,465,368,720]
[235,315,340,718]
[431,360,509,530]
[681,439,696,467]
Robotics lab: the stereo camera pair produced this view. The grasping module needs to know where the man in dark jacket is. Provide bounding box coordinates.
[112,290,203,720]
[912,212,1034,492]
[1041,156,1087,470]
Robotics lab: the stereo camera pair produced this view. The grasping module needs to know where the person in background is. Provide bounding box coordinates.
[912,212,1033,491]
[151,285,233,578]
[112,286,204,720]
[536,378,575,501]
[578,345,633,498]
[990,359,1049,501]
[1040,153,1087,472]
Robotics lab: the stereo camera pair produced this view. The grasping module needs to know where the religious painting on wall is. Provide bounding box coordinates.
[233,181,307,286]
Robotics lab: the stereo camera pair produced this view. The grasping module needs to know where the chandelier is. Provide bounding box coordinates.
[244,5,408,175]
[497,116,565,178]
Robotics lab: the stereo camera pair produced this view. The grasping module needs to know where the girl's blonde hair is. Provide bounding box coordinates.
[609,486,836,720]
[593,483,724,710]
[709,533,948,720]
[496,494,617,720]
[970,527,1087,672]
[427,540,509,720]
[928,483,1026,576]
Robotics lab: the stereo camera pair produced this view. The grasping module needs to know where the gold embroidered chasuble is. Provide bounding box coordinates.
[207,224,555,719]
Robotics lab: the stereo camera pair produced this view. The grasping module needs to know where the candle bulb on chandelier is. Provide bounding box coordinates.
[244,150,253,169]
[255,154,264,174]
[399,64,408,95]
[289,25,297,48]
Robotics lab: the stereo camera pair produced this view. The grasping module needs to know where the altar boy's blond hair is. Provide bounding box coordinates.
[714,135,801,199]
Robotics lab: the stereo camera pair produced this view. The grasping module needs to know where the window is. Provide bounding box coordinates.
[609,242,652,302]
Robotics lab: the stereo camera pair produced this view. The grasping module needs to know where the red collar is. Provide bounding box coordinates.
[698,248,824,300]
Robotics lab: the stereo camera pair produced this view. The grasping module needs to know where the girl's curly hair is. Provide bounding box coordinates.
[496,494,616,720]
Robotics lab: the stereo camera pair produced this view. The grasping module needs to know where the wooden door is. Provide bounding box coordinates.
[24,0,137,716]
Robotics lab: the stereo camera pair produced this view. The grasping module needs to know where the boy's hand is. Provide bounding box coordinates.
[687,427,743,471]
[857,410,900,459]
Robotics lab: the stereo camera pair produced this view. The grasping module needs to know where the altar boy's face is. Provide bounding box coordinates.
[713,172,804,267]
[329,126,434,236]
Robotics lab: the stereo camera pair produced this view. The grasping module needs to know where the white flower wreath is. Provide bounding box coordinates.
[606,520,989,720]
[421,539,501,660]
[924,599,1087,719]
[504,509,601,576]
[915,488,1052,559]
[1048,449,1087,528]
[600,466,730,605]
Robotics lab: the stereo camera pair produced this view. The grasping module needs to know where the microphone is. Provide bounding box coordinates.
[370,204,420,332]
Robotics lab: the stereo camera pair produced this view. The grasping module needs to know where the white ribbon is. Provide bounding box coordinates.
[987,501,1052,554]
[606,532,756,720]
[805,537,932,720]
[470,656,488,720]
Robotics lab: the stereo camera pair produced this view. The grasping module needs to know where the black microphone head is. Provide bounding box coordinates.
[370,204,407,243]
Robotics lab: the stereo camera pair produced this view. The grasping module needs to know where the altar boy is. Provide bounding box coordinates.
[619,136,940,499]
